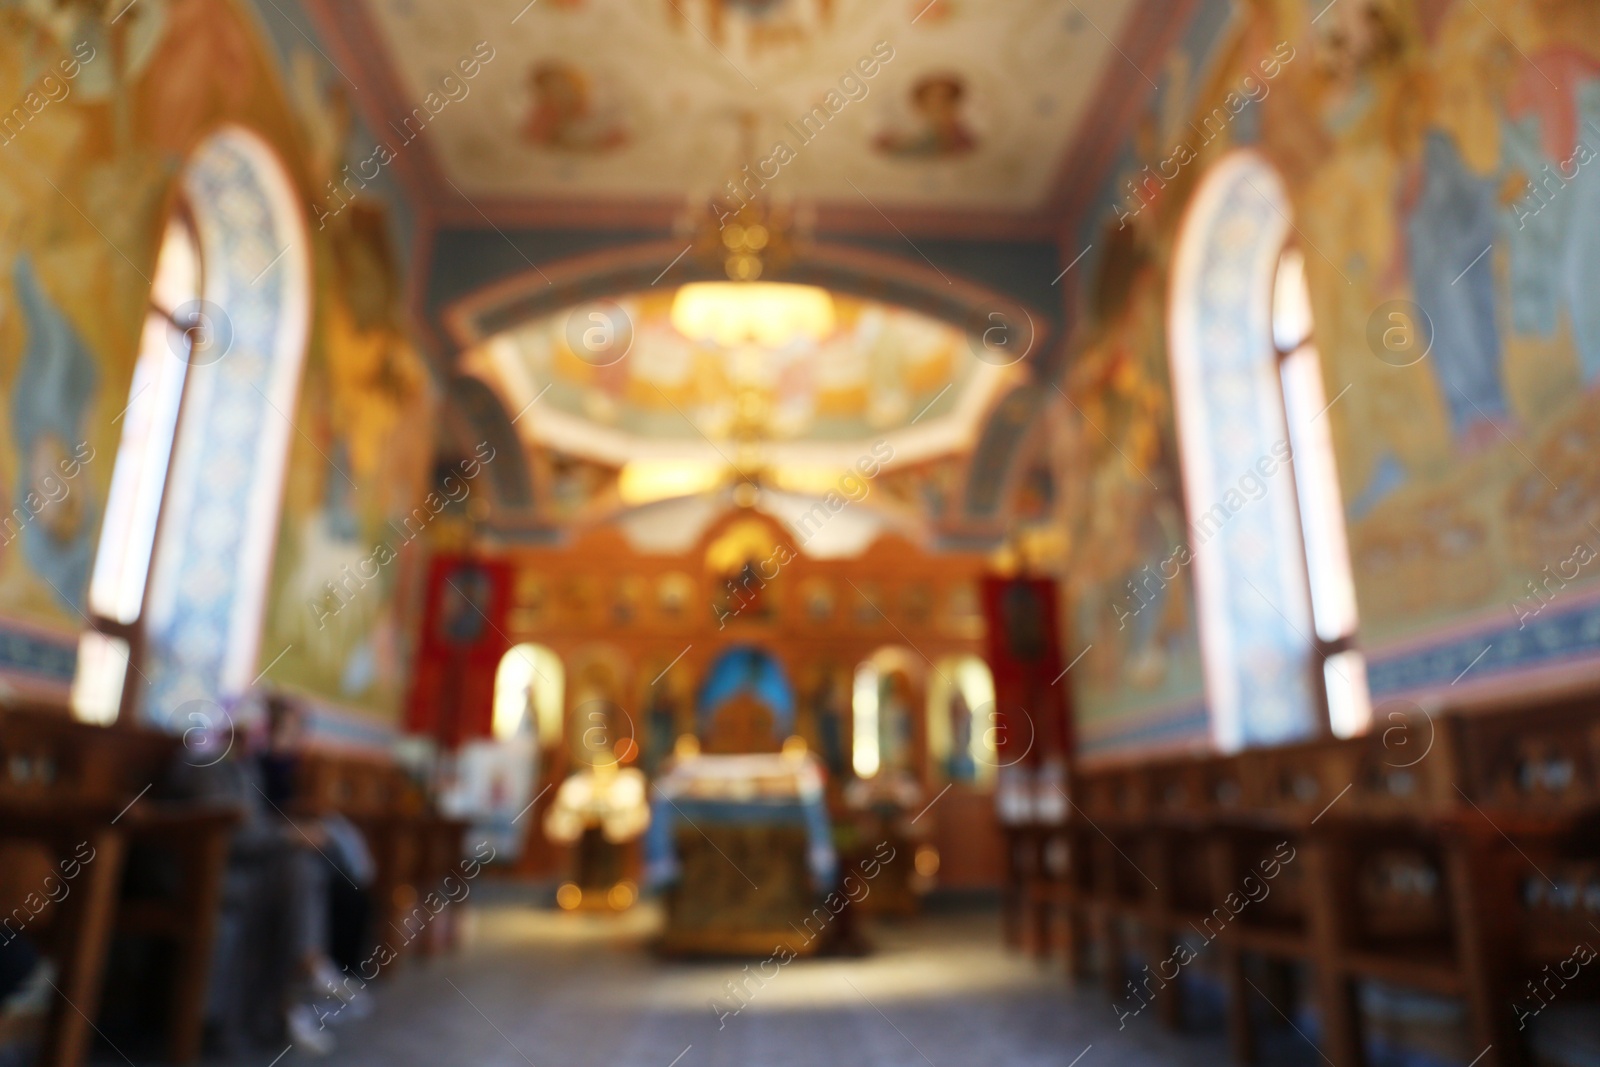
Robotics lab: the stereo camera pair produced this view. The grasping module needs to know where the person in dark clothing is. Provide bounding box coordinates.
[0,934,47,1067]
[163,693,370,1056]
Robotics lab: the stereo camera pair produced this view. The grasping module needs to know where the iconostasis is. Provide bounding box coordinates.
[443,505,1017,884]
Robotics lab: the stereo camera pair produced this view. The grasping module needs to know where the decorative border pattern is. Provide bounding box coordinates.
[1368,597,1600,702]
[0,618,77,687]
[1078,699,1210,761]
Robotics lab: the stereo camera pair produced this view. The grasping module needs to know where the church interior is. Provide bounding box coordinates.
[3,0,1600,1065]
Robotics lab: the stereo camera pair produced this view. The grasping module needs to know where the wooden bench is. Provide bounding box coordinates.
[0,703,237,1067]
[1009,696,1600,1067]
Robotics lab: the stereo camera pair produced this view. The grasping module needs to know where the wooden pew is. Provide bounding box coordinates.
[0,797,127,1067]
[1018,696,1600,1067]
[0,703,237,1067]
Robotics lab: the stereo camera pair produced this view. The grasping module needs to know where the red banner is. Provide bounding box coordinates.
[406,555,513,747]
[980,576,1073,766]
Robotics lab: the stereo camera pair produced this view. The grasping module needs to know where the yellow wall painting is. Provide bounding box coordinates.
[0,1,434,722]
[1066,0,1600,749]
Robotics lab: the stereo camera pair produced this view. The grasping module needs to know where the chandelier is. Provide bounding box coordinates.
[690,193,802,282]
[670,282,835,347]
[669,110,832,352]
[675,109,815,283]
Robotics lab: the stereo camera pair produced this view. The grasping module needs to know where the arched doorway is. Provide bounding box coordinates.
[439,642,564,861]
[493,642,564,745]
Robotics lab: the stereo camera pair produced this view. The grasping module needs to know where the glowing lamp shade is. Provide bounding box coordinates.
[618,460,725,505]
[670,282,836,347]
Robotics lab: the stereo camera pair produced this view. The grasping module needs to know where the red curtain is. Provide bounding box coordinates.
[406,555,513,748]
[980,576,1073,766]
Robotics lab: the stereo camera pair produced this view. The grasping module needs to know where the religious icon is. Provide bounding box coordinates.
[642,685,679,775]
[664,0,833,52]
[999,580,1048,662]
[437,564,492,645]
[947,687,976,782]
[877,670,914,773]
[811,672,848,778]
[875,73,978,158]
[800,578,835,622]
[521,61,628,153]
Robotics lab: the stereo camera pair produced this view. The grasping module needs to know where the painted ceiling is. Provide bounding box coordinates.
[356,0,1139,211]
[464,287,1021,468]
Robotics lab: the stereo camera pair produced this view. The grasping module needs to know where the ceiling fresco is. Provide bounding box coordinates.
[464,287,1020,469]
[358,0,1139,210]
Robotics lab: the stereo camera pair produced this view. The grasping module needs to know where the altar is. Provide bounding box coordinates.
[646,743,837,956]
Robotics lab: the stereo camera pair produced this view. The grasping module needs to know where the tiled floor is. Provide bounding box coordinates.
[248,900,1247,1067]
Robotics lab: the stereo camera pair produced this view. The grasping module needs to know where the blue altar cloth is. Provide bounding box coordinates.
[644,755,837,891]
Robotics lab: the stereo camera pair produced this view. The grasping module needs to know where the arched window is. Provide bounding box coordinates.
[71,209,203,723]
[1271,247,1370,738]
[492,643,564,744]
[851,648,919,779]
[851,660,880,778]
[1169,152,1370,749]
[71,128,309,726]
[926,654,997,785]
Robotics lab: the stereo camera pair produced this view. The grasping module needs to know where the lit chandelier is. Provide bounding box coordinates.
[670,110,832,350]
[692,194,800,282]
[676,111,812,283]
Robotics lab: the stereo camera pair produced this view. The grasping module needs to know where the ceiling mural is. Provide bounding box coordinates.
[359,0,1139,210]
[463,286,1020,469]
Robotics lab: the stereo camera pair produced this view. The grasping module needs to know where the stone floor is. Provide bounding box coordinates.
[237,898,1263,1067]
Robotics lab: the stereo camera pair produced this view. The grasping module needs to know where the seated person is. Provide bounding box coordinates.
[164,692,373,1056]
[0,925,48,1067]
[259,696,377,994]
[0,844,72,1065]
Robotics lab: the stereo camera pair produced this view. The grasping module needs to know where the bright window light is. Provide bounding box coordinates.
[1280,343,1360,644]
[492,643,564,743]
[70,631,131,725]
[852,662,880,779]
[1324,649,1372,738]
[88,312,190,623]
[89,214,201,625]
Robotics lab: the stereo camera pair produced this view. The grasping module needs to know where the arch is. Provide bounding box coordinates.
[1169,150,1368,750]
[442,239,1052,357]
[566,643,631,765]
[962,385,1047,520]
[72,126,310,726]
[492,642,564,743]
[852,646,922,779]
[445,375,534,511]
[696,645,794,741]
[926,654,997,785]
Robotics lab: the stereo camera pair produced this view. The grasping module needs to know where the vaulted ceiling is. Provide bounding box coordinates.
[305,0,1148,231]
[462,287,1021,467]
[289,0,1180,541]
